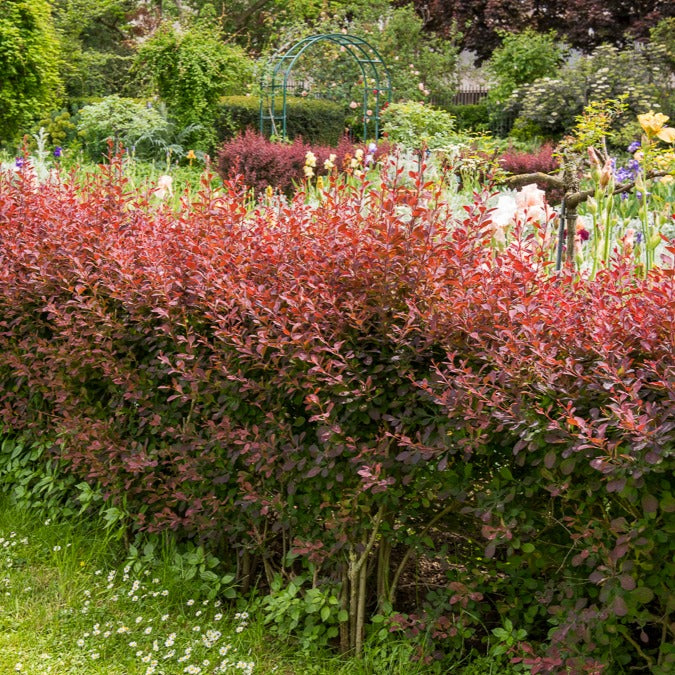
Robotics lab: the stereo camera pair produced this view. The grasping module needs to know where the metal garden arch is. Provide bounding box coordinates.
[259,34,392,142]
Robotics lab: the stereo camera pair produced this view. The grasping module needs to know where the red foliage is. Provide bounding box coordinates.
[0,159,673,669]
[216,130,389,195]
[499,142,563,202]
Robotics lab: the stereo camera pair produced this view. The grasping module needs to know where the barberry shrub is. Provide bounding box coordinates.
[216,131,386,194]
[498,142,563,202]
[0,160,672,670]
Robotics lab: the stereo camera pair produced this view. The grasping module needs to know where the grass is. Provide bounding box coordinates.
[0,498,436,675]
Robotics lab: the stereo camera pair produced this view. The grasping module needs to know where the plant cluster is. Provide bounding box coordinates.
[507,43,673,142]
[0,159,673,670]
[134,17,254,151]
[0,0,62,144]
[380,102,456,151]
[498,143,562,202]
[217,96,346,148]
[216,131,387,194]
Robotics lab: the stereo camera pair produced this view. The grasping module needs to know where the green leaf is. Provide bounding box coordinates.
[338,610,349,622]
[320,606,330,622]
[631,586,654,604]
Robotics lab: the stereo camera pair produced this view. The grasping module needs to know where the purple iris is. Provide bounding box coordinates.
[627,140,641,153]
[635,232,643,244]
[15,157,24,168]
[53,147,62,158]
[615,158,640,184]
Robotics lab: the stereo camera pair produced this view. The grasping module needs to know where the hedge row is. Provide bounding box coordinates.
[0,163,673,670]
[216,95,346,147]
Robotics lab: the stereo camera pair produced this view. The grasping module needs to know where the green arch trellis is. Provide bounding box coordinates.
[259,34,392,143]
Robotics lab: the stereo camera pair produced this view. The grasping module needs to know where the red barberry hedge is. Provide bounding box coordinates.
[0,161,672,670]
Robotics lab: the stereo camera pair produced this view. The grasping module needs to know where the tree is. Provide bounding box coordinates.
[0,0,62,145]
[412,0,675,60]
[135,15,254,149]
[52,0,137,98]
[485,28,567,105]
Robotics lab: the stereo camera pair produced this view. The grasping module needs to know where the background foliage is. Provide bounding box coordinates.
[0,0,62,144]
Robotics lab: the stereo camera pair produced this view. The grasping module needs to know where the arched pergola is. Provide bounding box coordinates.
[259,34,392,142]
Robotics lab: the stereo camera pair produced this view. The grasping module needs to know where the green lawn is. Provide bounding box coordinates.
[0,499,433,675]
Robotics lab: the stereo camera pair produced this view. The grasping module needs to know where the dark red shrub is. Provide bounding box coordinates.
[216,130,390,195]
[499,142,563,202]
[0,158,672,669]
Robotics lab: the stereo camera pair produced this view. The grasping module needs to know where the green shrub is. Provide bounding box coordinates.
[135,17,254,150]
[0,0,62,145]
[380,101,455,150]
[508,42,673,141]
[439,102,489,131]
[76,95,169,159]
[217,96,346,147]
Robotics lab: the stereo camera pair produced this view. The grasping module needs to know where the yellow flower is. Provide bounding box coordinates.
[186,150,197,160]
[637,111,675,142]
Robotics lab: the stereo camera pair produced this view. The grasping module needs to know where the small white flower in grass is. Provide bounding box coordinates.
[136,650,144,657]
[90,652,100,660]
[95,569,102,575]
[202,599,209,606]
[53,546,61,552]
[117,625,129,634]
[184,665,201,674]
[202,660,210,666]
[132,595,139,602]
[235,625,245,633]
[193,625,201,632]
[195,610,202,617]
[14,663,23,671]
[164,649,176,660]
[187,599,195,606]
[129,641,137,648]
[142,654,151,663]
[144,626,153,635]
[161,614,169,621]
[152,578,160,584]
[161,590,169,597]
[152,640,159,651]
[76,639,85,647]
[214,600,221,607]
[219,645,230,656]
[103,631,111,638]
[214,613,222,621]
[135,616,144,624]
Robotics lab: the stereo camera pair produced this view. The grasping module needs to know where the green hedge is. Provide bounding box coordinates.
[216,95,346,146]
[437,102,489,131]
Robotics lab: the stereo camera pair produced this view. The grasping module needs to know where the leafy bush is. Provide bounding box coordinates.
[0,163,672,669]
[217,96,346,147]
[381,101,456,150]
[76,96,169,159]
[216,131,384,194]
[0,0,62,145]
[135,18,254,150]
[498,142,563,202]
[440,102,489,131]
[508,43,673,141]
